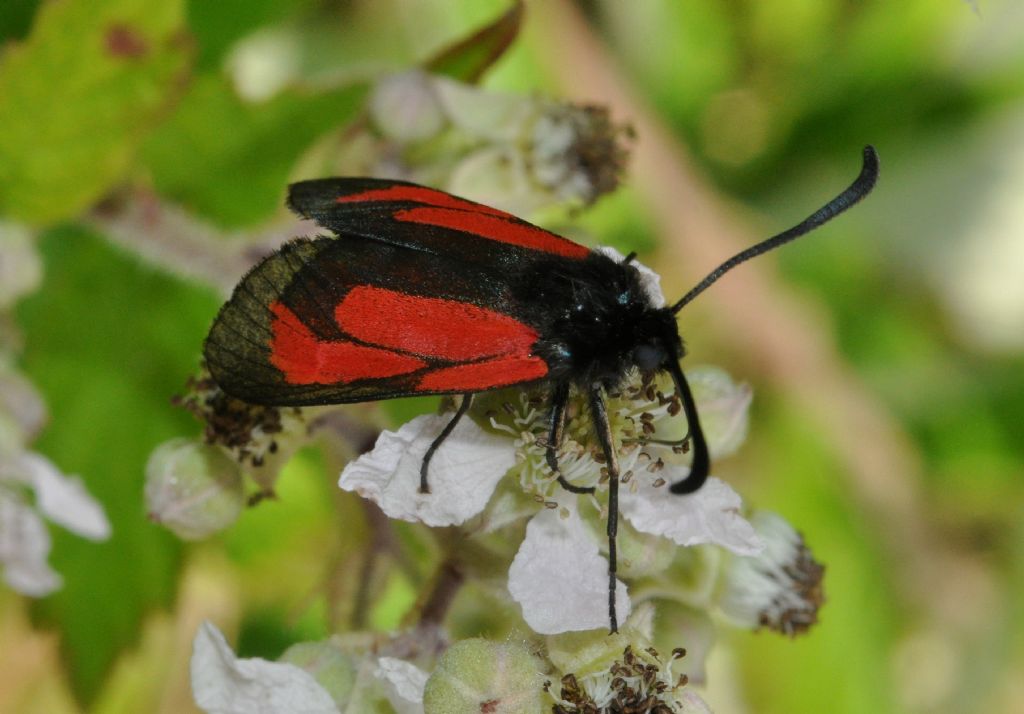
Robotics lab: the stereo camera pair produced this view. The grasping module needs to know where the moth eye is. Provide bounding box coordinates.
[633,343,666,371]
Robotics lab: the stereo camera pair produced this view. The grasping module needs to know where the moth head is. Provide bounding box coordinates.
[632,341,668,371]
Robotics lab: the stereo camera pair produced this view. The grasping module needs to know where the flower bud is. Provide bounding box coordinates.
[225,27,300,102]
[718,510,825,636]
[370,70,447,143]
[280,640,357,707]
[0,366,47,444]
[145,438,244,540]
[422,638,545,713]
[0,222,43,309]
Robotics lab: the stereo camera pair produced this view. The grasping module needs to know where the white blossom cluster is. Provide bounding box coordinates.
[0,222,111,597]
[189,253,824,714]
[327,70,631,218]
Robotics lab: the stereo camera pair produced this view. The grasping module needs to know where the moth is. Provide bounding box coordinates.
[205,146,879,631]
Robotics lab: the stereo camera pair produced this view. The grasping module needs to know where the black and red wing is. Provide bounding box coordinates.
[287,177,591,265]
[204,235,553,406]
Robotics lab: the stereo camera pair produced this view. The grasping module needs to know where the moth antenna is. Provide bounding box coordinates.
[670,145,879,314]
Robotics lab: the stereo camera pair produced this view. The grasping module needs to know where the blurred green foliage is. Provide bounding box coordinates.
[2,1,1022,712]
[0,0,189,223]
[17,227,219,698]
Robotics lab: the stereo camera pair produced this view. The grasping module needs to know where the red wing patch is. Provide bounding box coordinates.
[335,286,538,361]
[335,185,509,217]
[293,178,591,260]
[269,302,427,385]
[394,207,589,259]
[269,288,549,391]
[417,356,548,391]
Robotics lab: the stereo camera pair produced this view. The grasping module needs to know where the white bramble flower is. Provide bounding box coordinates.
[339,252,763,636]
[0,365,47,443]
[190,620,429,714]
[191,621,342,714]
[547,644,711,713]
[718,510,825,636]
[359,71,631,216]
[0,451,111,596]
[339,412,515,528]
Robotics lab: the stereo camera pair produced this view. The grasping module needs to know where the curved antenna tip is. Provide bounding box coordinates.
[670,145,880,314]
[861,145,880,186]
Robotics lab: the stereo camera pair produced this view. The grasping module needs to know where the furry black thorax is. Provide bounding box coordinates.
[518,252,684,388]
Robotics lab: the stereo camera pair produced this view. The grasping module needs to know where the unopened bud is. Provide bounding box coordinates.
[0,222,43,309]
[280,640,356,707]
[0,367,47,444]
[145,438,244,540]
[370,70,447,142]
[423,638,544,713]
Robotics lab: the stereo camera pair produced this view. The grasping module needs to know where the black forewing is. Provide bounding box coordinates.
[286,177,590,268]
[204,234,557,406]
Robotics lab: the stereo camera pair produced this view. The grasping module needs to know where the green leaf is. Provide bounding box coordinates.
[185,0,316,70]
[0,0,40,43]
[0,0,190,225]
[140,74,367,226]
[737,403,902,714]
[424,1,523,83]
[18,226,222,704]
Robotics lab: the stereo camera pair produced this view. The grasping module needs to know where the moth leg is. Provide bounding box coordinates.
[588,384,621,634]
[546,383,596,495]
[420,393,473,494]
[665,361,710,494]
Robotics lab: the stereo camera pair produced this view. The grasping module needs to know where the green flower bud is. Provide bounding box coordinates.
[280,640,357,707]
[422,638,544,714]
[145,438,244,540]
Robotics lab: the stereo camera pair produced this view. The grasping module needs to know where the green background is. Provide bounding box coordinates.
[1,1,1022,712]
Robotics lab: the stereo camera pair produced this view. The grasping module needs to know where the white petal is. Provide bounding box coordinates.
[595,246,665,307]
[508,509,630,634]
[0,220,43,309]
[430,76,533,142]
[190,621,339,714]
[620,476,764,556]
[374,657,428,714]
[446,147,541,215]
[688,366,753,459]
[22,452,111,540]
[676,689,714,714]
[339,414,514,527]
[0,493,61,596]
[0,367,47,441]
